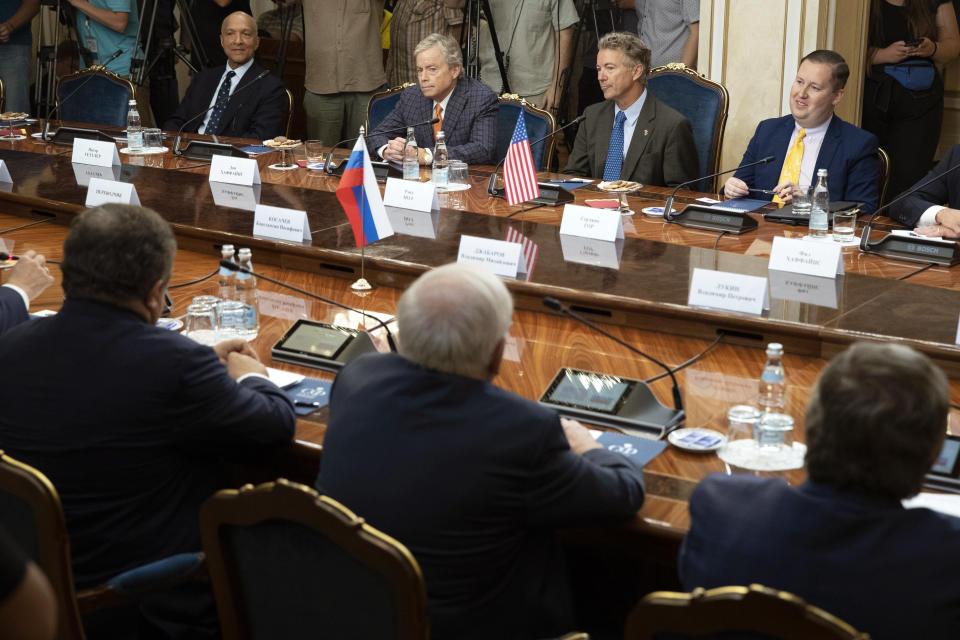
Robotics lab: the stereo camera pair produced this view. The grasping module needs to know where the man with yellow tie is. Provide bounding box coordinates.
[724,50,880,214]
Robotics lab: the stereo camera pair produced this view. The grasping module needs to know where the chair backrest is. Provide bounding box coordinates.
[56,68,134,127]
[367,83,415,133]
[200,479,429,640]
[0,451,87,640]
[0,75,5,113]
[283,88,294,138]
[647,63,729,191]
[496,94,556,171]
[877,147,891,208]
[626,584,871,640]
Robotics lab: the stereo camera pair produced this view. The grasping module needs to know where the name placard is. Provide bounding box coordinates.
[688,268,768,315]
[209,154,261,185]
[85,177,140,207]
[559,234,623,270]
[559,204,624,242]
[385,207,439,239]
[768,236,844,278]
[72,139,120,167]
[252,204,310,242]
[0,160,11,183]
[457,235,523,278]
[258,290,311,320]
[72,163,120,187]
[383,177,438,212]
[210,182,261,212]
[768,269,840,309]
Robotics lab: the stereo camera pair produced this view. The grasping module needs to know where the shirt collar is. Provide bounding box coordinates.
[434,89,454,115]
[794,114,832,137]
[615,88,647,125]
[224,58,255,84]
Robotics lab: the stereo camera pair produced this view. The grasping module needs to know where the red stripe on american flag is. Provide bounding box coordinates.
[504,139,540,206]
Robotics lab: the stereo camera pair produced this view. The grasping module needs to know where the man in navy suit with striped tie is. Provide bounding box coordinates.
[367,33,498,166]
[0,250,54,335]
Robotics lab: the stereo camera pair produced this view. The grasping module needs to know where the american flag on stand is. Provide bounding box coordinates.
[503,113,540,206]
[505,226,539,279]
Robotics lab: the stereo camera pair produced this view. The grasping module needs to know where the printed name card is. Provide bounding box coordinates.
[209,182,261,212]
[72,139,120,167]
[768,236,844,278]
[385,207,439,239]
[258,290,311,320]
[457,235,523,278]
[0,160,11,183]
[559,234,623,270]
[209,155,261,186]
[253,204,310,242]
[768,270,840,309]
[559,204,624,242]
[688,268,769,316]
[383,177,438,212]
[85,177,140,207]
[72,163,120,187]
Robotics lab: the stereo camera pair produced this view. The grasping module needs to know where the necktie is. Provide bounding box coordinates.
[433,103,443,141]
[205,70,236,136]
[603,111,627,182]
[773,128,806,207]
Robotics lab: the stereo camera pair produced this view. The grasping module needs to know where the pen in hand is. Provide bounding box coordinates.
[748,188,777,195]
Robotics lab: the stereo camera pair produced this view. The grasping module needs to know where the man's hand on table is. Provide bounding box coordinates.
[723,176,749,199]
[6,250,54,301]
[915,208,960,239]
[561,417,603,455]
[214,339,267,379]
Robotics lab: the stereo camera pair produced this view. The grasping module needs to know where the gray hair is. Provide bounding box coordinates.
[397,263,513,378]
[598,31,652,85]
[414,32,463,70]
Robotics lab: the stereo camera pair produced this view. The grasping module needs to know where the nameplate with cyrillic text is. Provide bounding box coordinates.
[385,207,439,239]
[210,182,261,212]
[85,177,140,207]
[0,160,11,183]
[253,204,310,242]
[559,234,623,270]
[383,177,438,212]
[688,268,768,315]
[457,235,522,278]
[768,236,844,278]
[768,269,840,309]
[72,139,120,167]
[209,154,261,186]
[559,204,624,242]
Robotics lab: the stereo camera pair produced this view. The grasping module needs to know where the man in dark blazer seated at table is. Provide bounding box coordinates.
[679,342,960,640]
[0,250,54,334]
[564,31,698,187]
[368,32,498,166]
[724,49,879,214]
[317,262,646,640]
[0,203,296,638]
[893,143,960,237]
[163,11,286,140]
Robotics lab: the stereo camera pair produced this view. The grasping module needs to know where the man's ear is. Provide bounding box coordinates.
[486,338,506,380]
[144,279,166,323]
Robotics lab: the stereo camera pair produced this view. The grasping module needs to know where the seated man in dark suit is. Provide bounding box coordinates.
[0,250,54,334]
[0,203,296,638]
[163,11,287,140]
[367,33,498,166]
[317,263,646,640]
[564,31,698,187]
[680,342,960,640]
[724,49,879,213]
[893,143,960,237]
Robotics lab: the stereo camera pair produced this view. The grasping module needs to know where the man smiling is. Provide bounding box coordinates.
[724,49,879,214]
[163,11,286,139]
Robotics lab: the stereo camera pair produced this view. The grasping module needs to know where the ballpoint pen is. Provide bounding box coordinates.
[748,188,777,195]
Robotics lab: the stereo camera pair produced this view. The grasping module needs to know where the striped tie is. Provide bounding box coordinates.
[603,111,627,181]
[205,70,236,136]
[773,128,806,207]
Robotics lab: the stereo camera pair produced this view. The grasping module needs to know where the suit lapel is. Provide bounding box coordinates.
[813,116,842,177]
[593,102,615,177]
[440,80,468,146]
[217,62,262,135]
[620,96,655,180]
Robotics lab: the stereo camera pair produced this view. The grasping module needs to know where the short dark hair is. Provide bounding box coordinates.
[598,31,652,86]
[800,49,849,91]
[62,204,177,305]
[805,342,948,499]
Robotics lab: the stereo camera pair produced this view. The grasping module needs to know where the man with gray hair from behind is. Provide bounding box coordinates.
[317,262,646,640]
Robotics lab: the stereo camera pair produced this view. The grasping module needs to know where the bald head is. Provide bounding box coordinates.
[220,11,259,69]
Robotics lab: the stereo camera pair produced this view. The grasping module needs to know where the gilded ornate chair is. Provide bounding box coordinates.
[877,147,891,208]
[284,88,294,138]
[496,94,556,171]
[200,479,430,640]
[0,75,5,113]
[626,584,871,640]
[56,67,134,127]
[647,63,729,192]
[366,82,415,133]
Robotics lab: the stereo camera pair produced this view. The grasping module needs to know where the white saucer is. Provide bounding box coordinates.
[437,182,470,192]
[120,146,169,154]
[667,427,726,452]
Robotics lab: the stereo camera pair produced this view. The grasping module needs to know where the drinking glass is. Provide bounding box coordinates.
[183,302,219,345]
[717,405,762,470]
[832,210,857,243]
[791,185,813,215]
[449,160,468,187]
[754,412,794,450]
[217,300,246,340]
[144,128,163,149]
[305,140,325,169]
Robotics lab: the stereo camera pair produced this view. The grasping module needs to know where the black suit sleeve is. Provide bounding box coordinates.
[663,117,700,187]
[162,72,208,133]
[235,76,288,140]
[893,144,960,226]
[0,287,29,335]
[564,119,594,177]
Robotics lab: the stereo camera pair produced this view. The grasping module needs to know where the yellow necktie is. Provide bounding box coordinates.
[433,104,442,141]
[773,128,806,207]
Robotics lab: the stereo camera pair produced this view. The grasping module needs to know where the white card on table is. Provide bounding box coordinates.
[252,204,310,242]
[209,155,261,186]
[72,139,120,167]
[72,163,120,187]
[383,177,439,212]
[688,268,769,315]
[0,160,11,183]
[258,290,311,320]
[85,177,140,207]
[385,207,439,239]
[559,234,623,270]
[559,204,624,242]
[768,269,840,309]
[457,235,523,279]
[209,182,261,212]
[768,235,844,278]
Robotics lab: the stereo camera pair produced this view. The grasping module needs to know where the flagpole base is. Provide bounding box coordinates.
[350,277,374,292]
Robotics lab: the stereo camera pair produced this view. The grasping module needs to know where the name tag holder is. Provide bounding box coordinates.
[457,235,523,279]
[85,177,140,207]
[688,268,769,315]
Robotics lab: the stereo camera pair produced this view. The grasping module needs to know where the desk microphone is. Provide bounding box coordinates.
[218,259,397,351]
[487,114,585,196]
[42,49,124,141]
[172,69,271,156]
[663,155,776,222]
[323,117,440,175]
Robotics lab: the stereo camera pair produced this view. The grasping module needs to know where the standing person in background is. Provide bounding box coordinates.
[636,0,699,69]
[68,0,139,76]
[386,0,463,86]
[0,0,39,113]
[189,0,251,70]
[862,0,959,199]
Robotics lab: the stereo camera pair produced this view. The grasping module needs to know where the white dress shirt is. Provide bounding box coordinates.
[199,58,255,135]
[615,89,648,160]
[786,116,831,188]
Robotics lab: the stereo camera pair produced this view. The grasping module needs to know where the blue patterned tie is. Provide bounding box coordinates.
[603,110,627,181]
[204,70,236,135]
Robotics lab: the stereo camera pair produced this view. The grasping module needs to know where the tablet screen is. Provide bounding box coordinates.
[279,323,353,358]
[545,370,634,415]
[931,436,960,477]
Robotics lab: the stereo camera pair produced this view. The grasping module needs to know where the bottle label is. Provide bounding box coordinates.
[761,371,784,383]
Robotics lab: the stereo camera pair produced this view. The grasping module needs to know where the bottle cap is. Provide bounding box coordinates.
[766,342,783,355]
[128,99,137,106]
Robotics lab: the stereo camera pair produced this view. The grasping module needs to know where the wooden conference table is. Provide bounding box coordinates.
[2,124,960,564]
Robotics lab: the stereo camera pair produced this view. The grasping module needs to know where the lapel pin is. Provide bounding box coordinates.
[644,129,649,136]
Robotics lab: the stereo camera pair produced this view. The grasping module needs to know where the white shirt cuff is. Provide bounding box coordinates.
[1,283,29,312]
[918,205,945,228]
[236,372,277,386]
[377,144,388,160]
[423,148,433,164]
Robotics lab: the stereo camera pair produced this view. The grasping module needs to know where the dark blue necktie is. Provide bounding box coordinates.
[603,110,627,181]
[205,70,236,135]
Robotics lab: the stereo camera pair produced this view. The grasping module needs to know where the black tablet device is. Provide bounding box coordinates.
[924,434,960,494]
[541,368,638,415]
[764,200,861,226]
[271,319,378,372]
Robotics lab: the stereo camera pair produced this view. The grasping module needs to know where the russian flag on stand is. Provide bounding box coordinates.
[335,136,394,247]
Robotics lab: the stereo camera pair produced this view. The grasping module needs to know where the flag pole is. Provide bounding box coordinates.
[351,125,374,292]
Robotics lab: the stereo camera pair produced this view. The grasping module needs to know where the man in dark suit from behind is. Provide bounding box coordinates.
[0,204,296,639]
[317,263,646,640]
[163,11,287,140]
[0,250,54,334]
[367,32,498,166]
[564,31,699,187]
[680,342,960,640]
[893,143,960,237]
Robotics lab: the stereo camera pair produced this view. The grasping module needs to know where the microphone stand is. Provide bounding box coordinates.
[42,48,124,145]
[323,117,440,177]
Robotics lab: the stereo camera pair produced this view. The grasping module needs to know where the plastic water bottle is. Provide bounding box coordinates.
[808,169,829,239]
[403,126,419,181]
[432,130,448,188]
[218,244,236,301]
[126,99,143,152]
[757,342,787,415]
[235,248,259,339]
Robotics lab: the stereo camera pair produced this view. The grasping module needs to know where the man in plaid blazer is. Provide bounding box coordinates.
[368,32,498,166]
